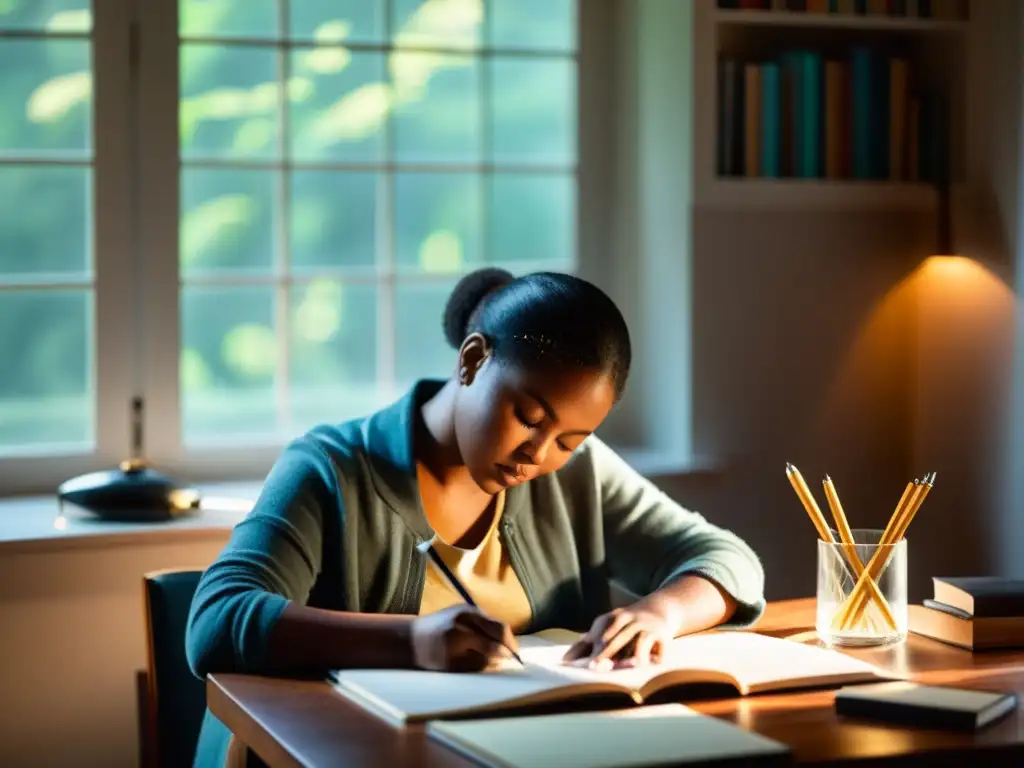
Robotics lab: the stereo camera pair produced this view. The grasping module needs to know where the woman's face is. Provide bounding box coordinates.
[453,336,616,494]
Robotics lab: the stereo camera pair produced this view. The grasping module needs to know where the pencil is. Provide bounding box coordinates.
[416,537,524,666]
[831,480,916,630]
[835,474,934,630]
[823,475,897,630]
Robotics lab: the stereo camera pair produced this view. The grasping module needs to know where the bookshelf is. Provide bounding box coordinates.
[713,9,968,33]
[694,0,970,210]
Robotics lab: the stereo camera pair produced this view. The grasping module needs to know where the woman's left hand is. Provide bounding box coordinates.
[561,606,675,670]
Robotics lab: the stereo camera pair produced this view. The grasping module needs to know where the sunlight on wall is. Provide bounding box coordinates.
[819,254,1017,448]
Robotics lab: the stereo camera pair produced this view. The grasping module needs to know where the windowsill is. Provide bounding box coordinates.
[0,450,720,553]
[0,481,260,554]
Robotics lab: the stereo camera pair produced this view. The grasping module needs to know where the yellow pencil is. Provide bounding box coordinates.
[823,475,897,631]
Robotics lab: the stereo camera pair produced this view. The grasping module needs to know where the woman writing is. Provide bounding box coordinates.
[186,268,765,766]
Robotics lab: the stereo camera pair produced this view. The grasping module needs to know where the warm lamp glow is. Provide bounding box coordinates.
[917,254,1014,311]
[818,253,1015,433]
[921,254,981,278]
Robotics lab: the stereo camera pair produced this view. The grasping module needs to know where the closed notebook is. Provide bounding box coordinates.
[908,601,1024,651]
[330,628,892,726]
[932,576,1024,618]
[835,682,1018,730]
[427,703,792,768]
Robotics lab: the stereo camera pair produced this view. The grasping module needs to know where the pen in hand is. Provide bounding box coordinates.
[416,537,525,666]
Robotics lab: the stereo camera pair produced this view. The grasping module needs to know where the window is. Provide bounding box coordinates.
[0,3,95,456]
[0,0,583,491]
[174,0,578,449]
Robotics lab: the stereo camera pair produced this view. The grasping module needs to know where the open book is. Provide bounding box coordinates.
[330,628,894,726]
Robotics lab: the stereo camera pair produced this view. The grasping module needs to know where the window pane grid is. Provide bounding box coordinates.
[0,155,92,165]
[274,5,293,431]
[0,277,94,290]
[180,158,576,173]
[176,37,578,60]
[0,30,90,42]
[0,5,95,454]
[179,0,577,444]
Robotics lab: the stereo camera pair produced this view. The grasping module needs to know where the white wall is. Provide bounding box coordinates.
[0,535,230,768]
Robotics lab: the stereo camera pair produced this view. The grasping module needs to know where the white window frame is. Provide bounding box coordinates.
[0,0,136,496]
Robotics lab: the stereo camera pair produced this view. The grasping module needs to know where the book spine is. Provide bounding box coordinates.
[907,96,920,181]
[850,47,873,179]
[761,62,782,177]
[744,64,763,176]
[717,57,744,176]
[889,58,908,180]
[873,54,891,179]
[824,60,843,179]
[800,52,823,178]
[784,52,803,177]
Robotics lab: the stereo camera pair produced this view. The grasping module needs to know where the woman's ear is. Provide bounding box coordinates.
[458,333,491,385]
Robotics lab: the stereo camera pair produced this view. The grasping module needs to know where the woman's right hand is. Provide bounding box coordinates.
[411,604,517,672]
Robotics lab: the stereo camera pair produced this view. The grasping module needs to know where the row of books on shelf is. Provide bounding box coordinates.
[717,0,967,19]
[910,577,1024,651]
[717,47,948,183]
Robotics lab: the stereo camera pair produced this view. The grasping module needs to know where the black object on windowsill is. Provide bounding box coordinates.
[57,397,195,523]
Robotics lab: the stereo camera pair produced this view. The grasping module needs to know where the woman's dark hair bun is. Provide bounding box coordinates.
[442,267,515,349]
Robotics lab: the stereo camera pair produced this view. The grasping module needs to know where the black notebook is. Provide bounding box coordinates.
[933,576,1024,618]
[835,682,1018,731]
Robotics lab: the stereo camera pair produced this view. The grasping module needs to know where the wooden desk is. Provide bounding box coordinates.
[208,599,1024,767]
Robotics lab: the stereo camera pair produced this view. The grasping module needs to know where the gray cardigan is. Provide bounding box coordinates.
[185,378,765,766]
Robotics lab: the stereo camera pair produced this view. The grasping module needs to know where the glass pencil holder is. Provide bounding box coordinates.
[816,528,907,648]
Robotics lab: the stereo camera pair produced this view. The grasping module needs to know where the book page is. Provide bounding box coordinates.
[517,630,887,695]
[332,635,632,723]
[656,631,887,692]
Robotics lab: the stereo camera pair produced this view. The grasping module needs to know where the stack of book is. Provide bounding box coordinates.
[909,577,1024,650]
[717,47,949,182]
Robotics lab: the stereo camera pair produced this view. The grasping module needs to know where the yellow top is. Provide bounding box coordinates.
[418,491,533,633]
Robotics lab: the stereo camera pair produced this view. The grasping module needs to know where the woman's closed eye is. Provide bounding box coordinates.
[514,406,544,428]
[513,406,574,454]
